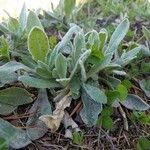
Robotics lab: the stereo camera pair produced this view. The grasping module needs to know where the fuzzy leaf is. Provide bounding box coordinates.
[0,23,9,33]
[19,3,27,31]
[0,87,33,115]
[26,11,44,33]
[121,94,150,111]
[105,19,129,54]
[0,61,30,87]
[7,17,19,33]
[26,89,52,140]
[55,53,67,78]
[47,25,81,68]
[19,75,60,89]
[115,46,141,66]
[80,89,102,126]
[28,27,49,62]
[73,32,85,63]
[139,79,150,98]
[0,118,32,149]
[99,28,108,51]
[83,83,107,103]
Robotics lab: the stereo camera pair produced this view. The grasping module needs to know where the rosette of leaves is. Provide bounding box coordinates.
[16,18,149,128]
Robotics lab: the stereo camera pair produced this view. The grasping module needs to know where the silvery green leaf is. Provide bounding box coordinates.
[36,67,52,79]
[0,61,31,86]
[99,28,108,51]
[10,130,31,149]
[87,53,112,78]
[105,19,129,55]
[0,118,31,149]
[87,30,100,48]
[47,25,81,68]
[139,79,150,98]
[79,60,87,82]
[70,77,81,99]
[121,94,150,111]
[26,89,52,140]
[28,27,49,62]
[19,75,61,88]
[55,53,67,78]
[7,17,19,33]
[0,87,33,115]
[26,11,44,33]
[36,61,52,79]
[80,89,102,126]
[115,46,141,66]
[82,83,107,104]
[106,76,121,89]
[87,30,101,58]
[19,3,27,31]
[0,72,17,88]
[70,49,91,79]
[73,31,85,63]
[0,22,9,33]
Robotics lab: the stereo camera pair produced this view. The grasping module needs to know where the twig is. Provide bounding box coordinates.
[3,111,37,120]
[69,101,82,117]
[118,106,129,131]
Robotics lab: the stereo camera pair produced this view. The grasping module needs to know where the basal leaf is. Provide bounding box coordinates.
[82,83,107,104]
[70,77,81,99]
[26,89,52,140]
[139,79,150,98]
[121,94,150,111]
[28,27,49,62]
[80,89,103,126]
[19,75,60,88]
[0,61,30,87]
[0,118,31,149]
[0,87,33,115]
